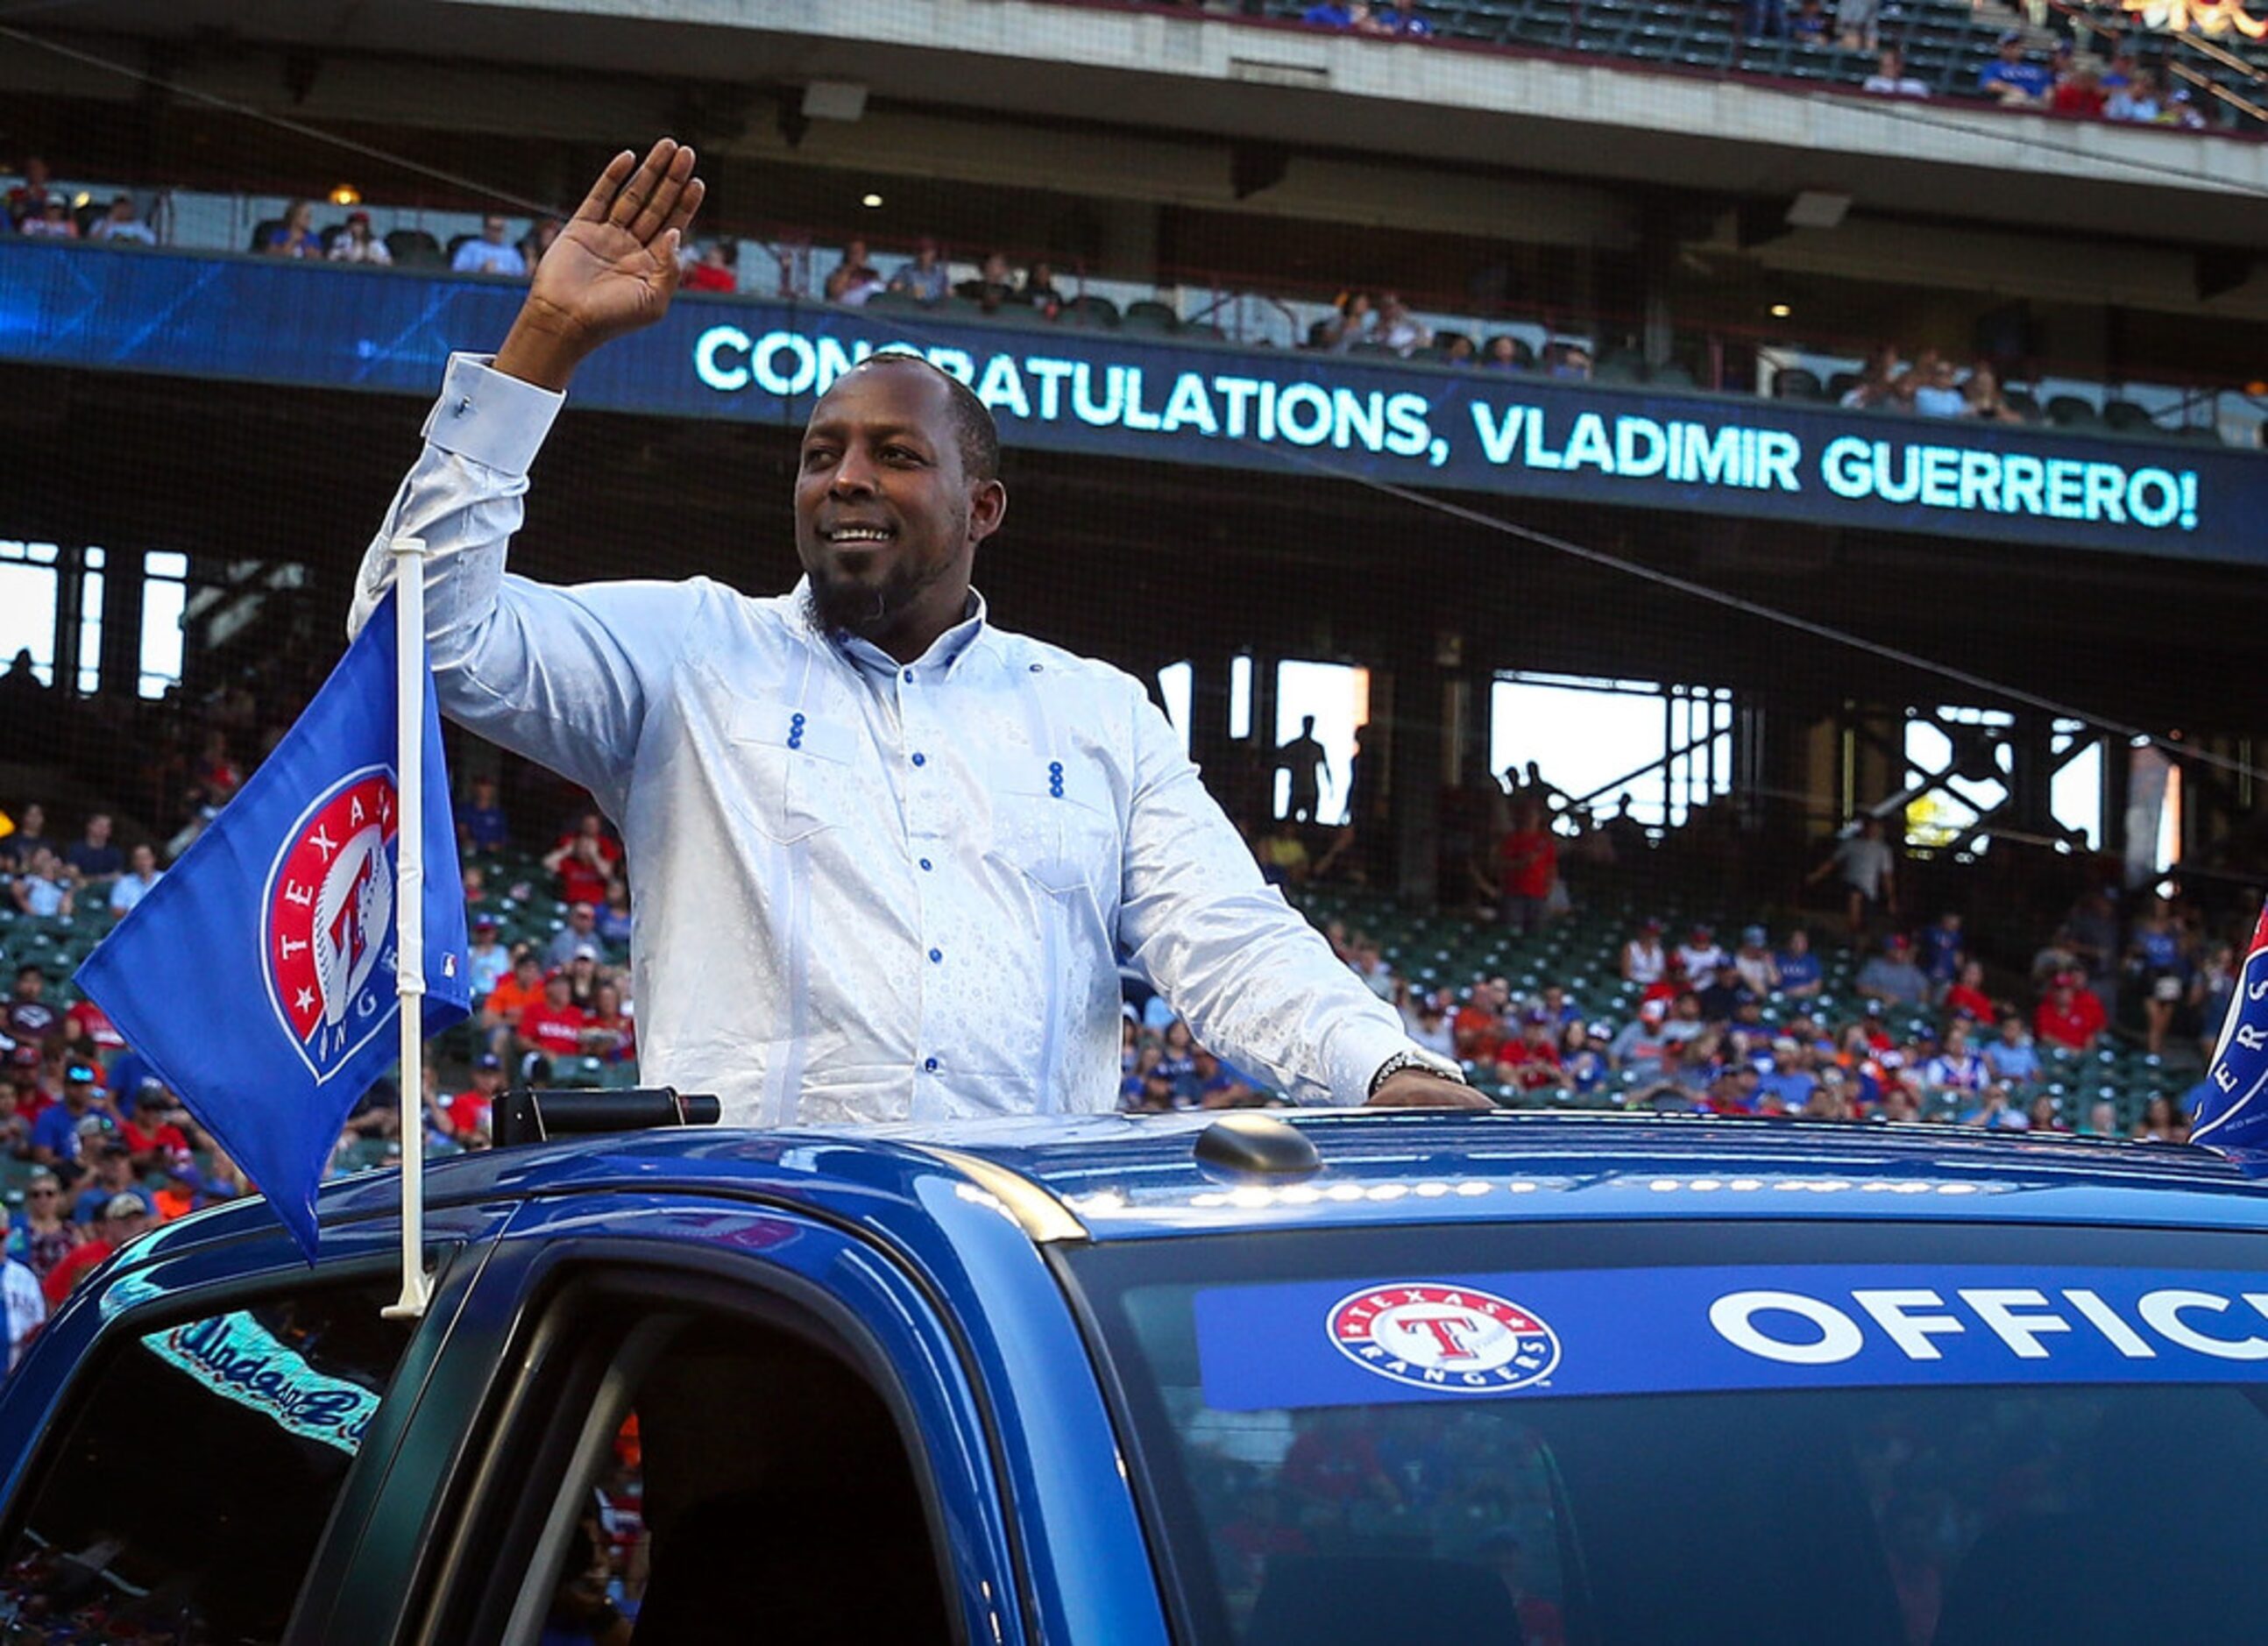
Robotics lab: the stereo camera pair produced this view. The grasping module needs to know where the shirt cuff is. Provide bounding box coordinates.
[419,352,565,476]
[1321,1016,1433,1108]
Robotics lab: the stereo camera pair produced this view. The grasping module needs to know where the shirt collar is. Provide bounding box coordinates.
[790,578,991,678]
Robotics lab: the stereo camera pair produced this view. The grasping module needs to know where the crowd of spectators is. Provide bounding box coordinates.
[1974,30,2208,126]
[1830,344,2032,421]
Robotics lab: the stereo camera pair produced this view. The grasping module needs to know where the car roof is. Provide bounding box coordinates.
[141,1112,2268,1265]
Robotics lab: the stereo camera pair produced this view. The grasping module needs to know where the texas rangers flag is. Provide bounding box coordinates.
[75,593,470,1259]
[2189,899,2268,1150]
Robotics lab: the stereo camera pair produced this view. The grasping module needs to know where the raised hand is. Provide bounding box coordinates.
[494,139,707,391]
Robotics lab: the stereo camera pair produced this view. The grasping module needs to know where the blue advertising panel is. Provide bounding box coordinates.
[1194,1266,2268,1408]
[5,238,2263,564]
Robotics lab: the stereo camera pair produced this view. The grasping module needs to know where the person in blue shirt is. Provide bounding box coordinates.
[1979,32,2051,103]
[69,1142,153,1225]
[1775,929,1824,998]
[1917,910,1965,989]
[29,1066,113,1181]
[456,776,511,854]
[1981,1014,2041,1085]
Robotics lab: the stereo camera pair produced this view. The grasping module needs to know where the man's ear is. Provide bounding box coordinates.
[968,478,1008,546]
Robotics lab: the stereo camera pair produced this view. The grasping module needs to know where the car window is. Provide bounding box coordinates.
[1065,1224,2268,1644]
[0,1277,414,1643]
[471,1302,957,1646]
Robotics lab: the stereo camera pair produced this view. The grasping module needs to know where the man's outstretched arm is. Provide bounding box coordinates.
[349,142,710,814]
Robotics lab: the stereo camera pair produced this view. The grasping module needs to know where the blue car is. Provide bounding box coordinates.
[3,1110,2267,1644]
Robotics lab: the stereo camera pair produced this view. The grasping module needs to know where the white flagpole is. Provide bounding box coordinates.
[382,540,430,1320]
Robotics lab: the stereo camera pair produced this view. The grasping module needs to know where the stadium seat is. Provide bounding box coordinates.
[1651,361,1698,389]
[1122,299,1179,333]
[1059,295,1121,329]
[247,218,283,254]
[2102,399,2158,436]
[2045,394,2101,429]
[1772,368,1825,401]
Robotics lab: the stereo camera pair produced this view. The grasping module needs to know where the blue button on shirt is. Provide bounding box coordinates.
[351,354,1422,1126]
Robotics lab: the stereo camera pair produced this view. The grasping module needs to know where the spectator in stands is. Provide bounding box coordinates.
[1546,342,1592,382]
[1301,0,1371,26]
[329,209,392,265]
[1621,918,1669,987]
[1496,1012,1567,1095]
[1959,1082,2027,1132]
[104,843,161,916]
[1856,934,1930,1009]
[1482,336,1525,372]
[261,199,324,259]
[1836,0,1882,52]
[87,195,156,245]
[4,805,53,870]
[1373,292,1430,357]
[9,848,73,919]
[1981,1012,2041,1085]
[42,1195,147,1307]
[2051,54,2107,117]
[588,981,636,1063]
[446,1054,507,1146]
[1373,0,1432,36]
[30,1063,112,1181]
[467,915,512,998]
[2130,898,2186,1056]
[1941,958,1994,1022]
[457,776,510,854]
[886,237,951,305]
[2164,86,2208,130]
[64,812,121,890]
[518,968,592,1068]
[1742,0,1786,39]
[1492,802,1556,936]
[1861,46,1928,96]
[545,811,624,906]
[1676,924,1728,983]
[4,967,59,1074]
[2135,1091,2185,1143]
[1839,343,1902,409]
[455,214,528,277]
[1019,259,1067,316]
[956,251,1017,313]
[1910,357,1967,417]
[1437,334,1476,365]
[1789,0,1831,45]
[5,157,53,231]
[1731,926,1780,997]
[1808,815,1896,936]
[71,1141,151,1224]
[481,950,548,1061]
[2035,968,2107,1053]
[1979,32,2051,105]
[682,239,737,293]
[517,216,563,272]
[1960,361,2026,423]
[1321,290,1374,351]
[2194,940,2236,1061]
[597,880,634,950]
[21,197,75,239]
[825,238,883,306]
[1773,928,1822,999]
[11,1171,79,1280]
[2104,66,2162,123]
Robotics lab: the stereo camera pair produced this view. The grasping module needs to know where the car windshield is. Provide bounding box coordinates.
[1060,1220,2268,1644]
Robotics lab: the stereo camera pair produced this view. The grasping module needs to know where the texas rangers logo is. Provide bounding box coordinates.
[1328,1283,1561,1394]
[260,767,399,1081]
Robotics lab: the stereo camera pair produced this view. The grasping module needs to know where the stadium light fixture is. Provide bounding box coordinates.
[802,80,869,122]
[1768,302,1792,319]
[329,184,361,206]
[861,193,884,209]
[1784,191,1851,231]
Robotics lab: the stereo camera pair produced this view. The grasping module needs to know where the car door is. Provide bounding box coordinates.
[335,1192,1034,1646]
[0,1203,510,1646]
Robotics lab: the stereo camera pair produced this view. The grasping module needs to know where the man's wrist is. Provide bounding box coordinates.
[1367,1047,1467,1098]
[493,303,593,392]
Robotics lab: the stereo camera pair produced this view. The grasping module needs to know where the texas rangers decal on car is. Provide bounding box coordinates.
[1327,1282,1561,1393]
[261,766,400,1080]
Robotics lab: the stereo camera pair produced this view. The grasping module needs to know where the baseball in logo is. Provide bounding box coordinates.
[1328,1283,1561,1394]
[262,768,399,1081]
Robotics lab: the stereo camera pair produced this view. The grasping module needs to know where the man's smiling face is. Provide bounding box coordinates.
[793,358,1005,658]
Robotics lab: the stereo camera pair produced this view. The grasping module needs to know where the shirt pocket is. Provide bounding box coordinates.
[730,703,861,844]
[989,750,1119,897]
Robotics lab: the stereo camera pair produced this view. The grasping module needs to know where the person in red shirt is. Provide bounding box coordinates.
[542,812,624,908]
[518,971,594,1068]
[2035,971,2107,1052]
[681,240,737,293]
[444,1054,509,1146]
[119,1089,194,1172]
[1940,960,1994,1025]
[1491,803,1557,936]
[43,1194,149,1308]
[62,997,124,1058]
[1494,1013,1566,1095]
[1452,978,1508,1067]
